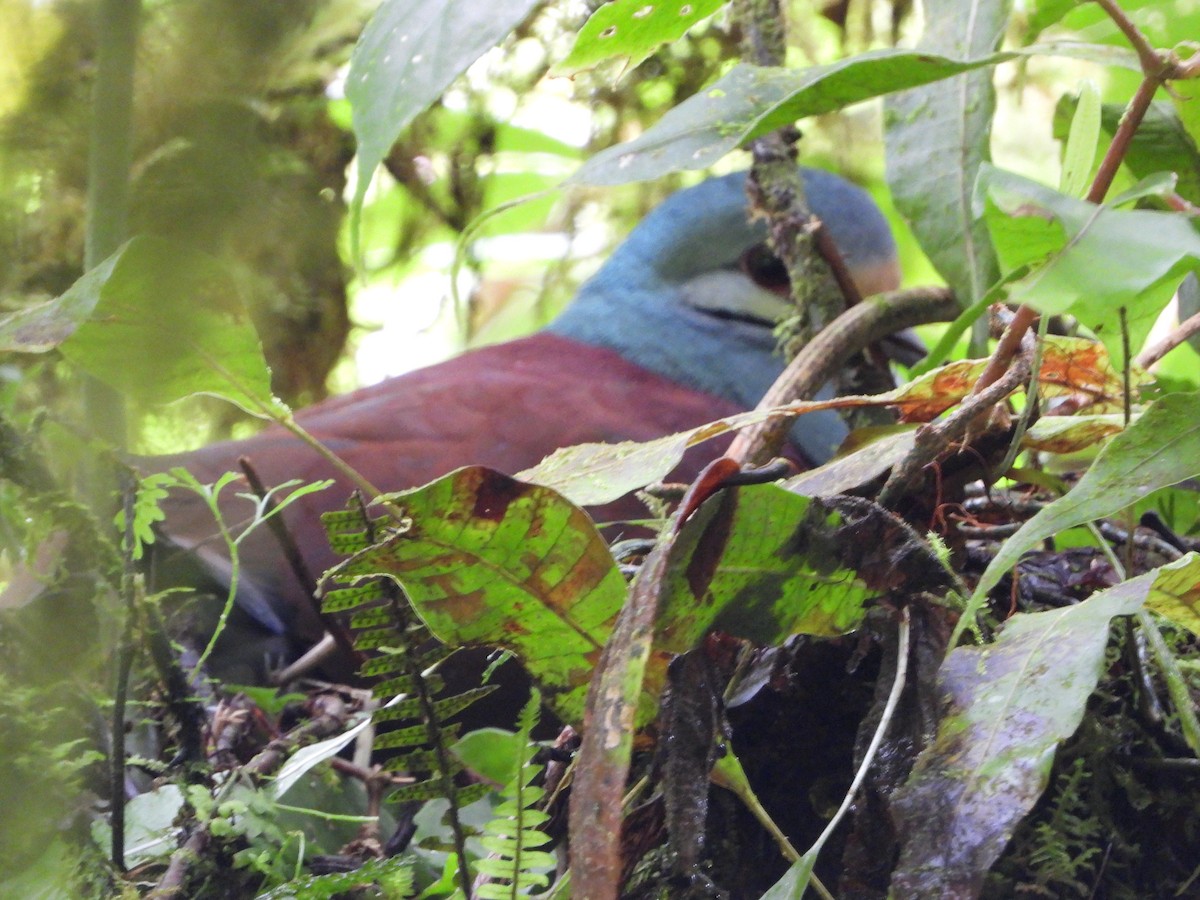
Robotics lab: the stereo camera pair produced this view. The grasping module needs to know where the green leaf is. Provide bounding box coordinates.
[569,43,1133,188]
[570,53,1009,186]
[891,555,1200,896]
[346,0,541,227]
[885,0,1008,310]
[978,165,1200,367]
[785,427,918,498]
[452,728,524,785]
[1023,0,1084,43]
[655,485,870,653]
[965,392,1200,639]
[255,856,415,899]
[1059,79,1100,197]
[1141,552,1200,635]
[557,0,726,74]
[324,466,627,725]
[1053,98,1200,204]
[55,237,278,414]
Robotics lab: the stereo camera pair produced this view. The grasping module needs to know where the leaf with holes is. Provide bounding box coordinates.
[655,484,871,655]
[557,0,725,75]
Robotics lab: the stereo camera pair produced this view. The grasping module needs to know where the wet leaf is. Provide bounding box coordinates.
[571,53,1007,186]
[786,427,918,498]
[1020,413,1127,453]
[346,0,540,226]
[655,485,870,654]
[892,555,1200,897]
[570,45,1135,187]
[1037,334,1149,406]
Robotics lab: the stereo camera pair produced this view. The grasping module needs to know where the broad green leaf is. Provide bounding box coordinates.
[54,237,277,414]
[655,485,870,653]
[968,392,1200,629]
[570,44,1134,187]
[324,466,627,725]
[346,0,541,223]
[557,0,725,74]
[570,54,1006,186]
[452,727,524,785]
[892,555,1200,897]
[1062,0,1200,54]
[978,165,1200,367]
[1172,75,1200,178]
[1179,273,1200,357]
[885,0,1008,313]
[1143,552,1200,635]
[1059,79,1100,197]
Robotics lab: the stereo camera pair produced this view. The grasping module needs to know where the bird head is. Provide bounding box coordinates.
[548,168,902,463]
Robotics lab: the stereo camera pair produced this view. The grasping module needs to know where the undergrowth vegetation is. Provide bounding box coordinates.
[2,0,1200,897]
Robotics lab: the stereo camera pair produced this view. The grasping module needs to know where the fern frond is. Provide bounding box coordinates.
[473,690,557,899]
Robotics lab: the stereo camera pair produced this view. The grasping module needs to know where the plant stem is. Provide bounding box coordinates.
[83,0,141,455]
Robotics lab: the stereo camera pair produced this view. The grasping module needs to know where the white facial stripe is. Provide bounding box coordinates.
[676,270,793,324]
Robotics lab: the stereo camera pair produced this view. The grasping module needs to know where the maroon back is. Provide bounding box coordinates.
[145,333,767,651]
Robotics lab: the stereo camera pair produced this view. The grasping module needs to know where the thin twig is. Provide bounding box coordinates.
[1135,309,1200,368]
[969,305,1037,397]
[149,694,355,898]
[238,456,360,671]
[973,4,1169,410]
[1087,73,1162,204]
[797,606,911,896]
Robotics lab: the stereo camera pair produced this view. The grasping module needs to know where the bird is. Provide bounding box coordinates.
[141,168,902,684]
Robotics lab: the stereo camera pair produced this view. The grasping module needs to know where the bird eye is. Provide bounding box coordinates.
[739,243,790,292]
